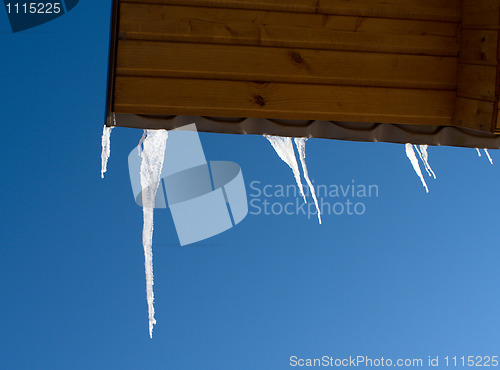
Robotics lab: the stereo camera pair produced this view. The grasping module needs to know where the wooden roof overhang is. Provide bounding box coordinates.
[105,0,500,148]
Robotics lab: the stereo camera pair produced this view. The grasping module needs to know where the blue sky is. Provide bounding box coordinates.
[1,2,500,369]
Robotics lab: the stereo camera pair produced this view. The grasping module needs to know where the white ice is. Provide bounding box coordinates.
[405,143,429,193]
[484,149,493,164]
[265,135,307,203]
[475,148,493,164]
[294,138,322,224]
[139,129,168,338]
[100,125,114,179]
[138,130,147,155]
[415,145,436,179]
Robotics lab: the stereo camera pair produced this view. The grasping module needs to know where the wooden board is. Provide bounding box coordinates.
[460,30,499,65]
[457,64,497,101]
[114,76,456,125]
[119,3,459,56]
[454,98,495,132]
[124,0,461,22]
[454,0,500,132]
[117,40,457,89]
[462,0,500,29]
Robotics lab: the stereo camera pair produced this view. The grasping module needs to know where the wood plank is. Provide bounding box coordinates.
[116,40,458,89]
[114,76,455,125]
[457,0,500,133]
[462,0,500,28]
[457,64,497,101]
[454,97,495,132]
[120,4,459,56]
[460,30,499,65]
[123,0,461,22]
[121,3,458,36]
[123,0,318,14]
[318,0,460,22]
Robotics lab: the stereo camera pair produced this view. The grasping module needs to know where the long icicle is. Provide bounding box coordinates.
[416,145,436,179]
[100,125,113,178]
[139,129,168,338]
[265,135,307,203]
[405,143,429,193]
[294,138,322,224]
[484,149,493,164]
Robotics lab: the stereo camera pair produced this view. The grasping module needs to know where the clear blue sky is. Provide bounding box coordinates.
[1,2,500,369]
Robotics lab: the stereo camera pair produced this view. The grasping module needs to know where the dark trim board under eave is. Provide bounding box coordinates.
[104,0,120,128]
[112,114,500,149]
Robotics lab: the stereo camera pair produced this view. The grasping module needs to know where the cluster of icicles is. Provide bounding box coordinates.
[101,125,168,338]
[405,144,492,193]
[100,124,493,338]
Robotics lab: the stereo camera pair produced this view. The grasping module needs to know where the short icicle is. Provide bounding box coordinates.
[405,143,429,193]
[265,135,307,203]
[100,125,114,178]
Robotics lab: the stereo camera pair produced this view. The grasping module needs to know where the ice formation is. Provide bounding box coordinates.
[484,149,493,164]
[101,124,498,339]
[294,138,322,224]
[475,148,493,164]
[415,145,436,179]
[100,125,113,178]
[265,135,307,203]
[138,130,147,155]
[405,143,429,193]
[139,129,169,338]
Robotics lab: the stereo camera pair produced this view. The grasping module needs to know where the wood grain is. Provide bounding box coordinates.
[454,98,495,132]
[116,40,457,89]
[457,64,497,101]
[458,0,500,132]
[123,0,461,22]
[114,76,456,125]
[460,30,499,65]
[462,0,500,28]
[119,3,459,56]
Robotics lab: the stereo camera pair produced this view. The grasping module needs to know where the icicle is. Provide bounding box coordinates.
[405,143,429,193]
[265,135,307,203]
[139,129,168,338]
[100,125,113,179]
[484,149,493,164]
[101,114,117,178]
[138,130,147,156]
[415,145,436,179]
[101,125,113,179]
[475,148,493,164]
[294,138,322,224]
